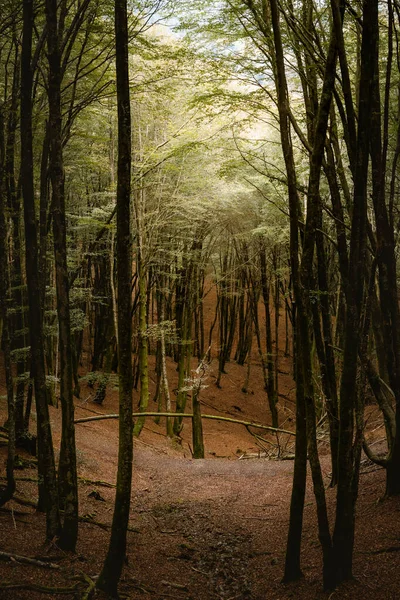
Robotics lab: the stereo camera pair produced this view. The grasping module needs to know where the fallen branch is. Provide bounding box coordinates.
[15,457,38,468]
[80,572,96,600]
[121,577,155,595]
[360,466,382,475]
[78,477,116,488]
[0,506,32,516]
[79,514,139,533]
[79,515,109,530]
[161,580,188,591]
[76,402,105,416]
[74,412,295,436]
[0,550,61,569]
[0,583,78,594]
[360,546,400,555]
[12,495,37,508]
[0,475,38,483]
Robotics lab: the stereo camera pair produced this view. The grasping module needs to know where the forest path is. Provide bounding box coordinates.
[0,399,398,600]
[72,399,395,600]
[126,446,294,600]
[71,401,296,600]
[1,351,399,600]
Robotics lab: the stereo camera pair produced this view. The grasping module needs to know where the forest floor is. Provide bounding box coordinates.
[1,345,400,600]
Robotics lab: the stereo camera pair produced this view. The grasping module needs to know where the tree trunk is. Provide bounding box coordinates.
[0,108,16,506]
[332,0,377,582]
[21,0,60,540]
[45,0,78,551]
[6,45,26,442]
[133,268,149,437]
[96,0,133,594]
[260,243,279,427]
[367,0,400,497]
[267,0,308,580]
[192,377,205,459]
[160,287,173,438]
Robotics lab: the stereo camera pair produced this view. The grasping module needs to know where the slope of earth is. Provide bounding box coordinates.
[0,358,399,600]
[1,293,399,599]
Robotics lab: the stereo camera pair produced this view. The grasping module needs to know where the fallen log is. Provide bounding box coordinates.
[74,412,295,436]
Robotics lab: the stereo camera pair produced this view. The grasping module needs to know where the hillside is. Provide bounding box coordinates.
[1,355,399,599]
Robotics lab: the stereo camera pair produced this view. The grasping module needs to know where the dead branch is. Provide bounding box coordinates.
[360,546,400,555]
[0,550,61,569]
[79,514,139,533]
[12,495,38,508]
[161,580,189,591]
[78,477,116,488]
[74,412,295,436]
[0,475,38,483]
[0,583,78,594]
[80,571,96,600]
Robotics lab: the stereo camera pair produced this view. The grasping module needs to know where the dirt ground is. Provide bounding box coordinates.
[1,290,400,599]
[0,349,400,600]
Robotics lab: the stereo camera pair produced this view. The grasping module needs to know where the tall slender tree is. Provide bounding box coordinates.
[332,0,378,582]
[21,0,60,540]
[0,105,15,506]
[45,0,79,551]
[96,0,133,594]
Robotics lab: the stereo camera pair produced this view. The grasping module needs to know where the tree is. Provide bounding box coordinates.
[21,0,60,540]
[45,0,79,552]
[96,0,133,594]
[0,99,15,507]
[171,0,399,589]
[332,0,378,582]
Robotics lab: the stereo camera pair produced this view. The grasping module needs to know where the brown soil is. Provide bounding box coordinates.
[0,352,399,600]
[1,295,399,599]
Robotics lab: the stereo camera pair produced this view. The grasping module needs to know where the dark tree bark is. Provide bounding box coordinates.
[332,0,378,583]
[0,106,16,507]
[6,40,26,442]
[96,0,133,594]
[192,355,206,459]
[174,243,199,435]
[133,259,149,437]
[263,0,338,585]
[260,242,279,427]
[296,17,339,585]
[45,0,79,551]
[21,0,60,540]
[235,280,251,366]
[264,0,308,581]
[367,0,400,497]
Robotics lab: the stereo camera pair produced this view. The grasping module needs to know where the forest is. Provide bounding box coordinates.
[0,0,400,598]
